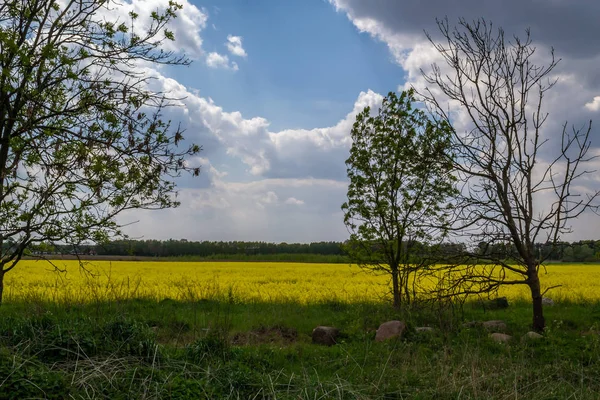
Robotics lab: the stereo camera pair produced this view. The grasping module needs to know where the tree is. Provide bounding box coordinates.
[0,0,201,303]
[421,18,599,331]
[342,90,456,308]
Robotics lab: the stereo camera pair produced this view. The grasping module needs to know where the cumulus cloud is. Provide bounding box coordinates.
[205,52,239,70]
[146,68,383,180]
[585,96,600,112]
[257,191,279,208]
[201,89,382,179]
[120,172,348,242]
[100,0,207,58]
[284,197,305,206]
[226,35,247,57]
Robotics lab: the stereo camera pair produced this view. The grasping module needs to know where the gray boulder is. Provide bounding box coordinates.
[462,321,481,329]
[490,333,512,343]
[482,320,507,332]
[521,331,544,341]
[542,297,555,306]
[415,326,434,333]
[375,320,406,342]
[312,326,339,346]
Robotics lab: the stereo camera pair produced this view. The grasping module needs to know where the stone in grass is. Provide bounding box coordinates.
[312,326,340,346]
[542,297,555,306]
[462,321,481,329]
[490,333,512,344]
[375,320,406,342]
[482,320,507,332]
[415,327,434,333]
[521,331,544,342]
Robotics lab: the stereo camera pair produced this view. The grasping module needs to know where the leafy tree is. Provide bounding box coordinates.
[421,18,599,331]
[342,90,456,308]
[0,0,200,303]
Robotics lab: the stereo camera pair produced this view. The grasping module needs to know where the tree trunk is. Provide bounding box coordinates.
[0,269,4,306]
[403,270,411,306]
[391,266,401,309]
[528,267,545,332]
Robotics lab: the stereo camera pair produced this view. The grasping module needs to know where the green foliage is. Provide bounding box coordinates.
[342,89,456,306]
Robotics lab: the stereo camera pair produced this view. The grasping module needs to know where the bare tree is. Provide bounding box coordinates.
[421,18,599,331]
[0,0,201,304]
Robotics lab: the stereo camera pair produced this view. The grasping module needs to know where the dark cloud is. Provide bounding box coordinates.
[334,0,600,59]
[333,0,600,144]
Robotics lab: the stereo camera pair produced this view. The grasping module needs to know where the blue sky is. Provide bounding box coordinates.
[118,0,600,243]
[167,0,400,132]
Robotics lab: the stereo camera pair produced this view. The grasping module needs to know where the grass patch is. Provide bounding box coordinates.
[0,298,599,398]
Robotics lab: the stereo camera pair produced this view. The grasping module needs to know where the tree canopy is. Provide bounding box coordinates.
[342,89,456,308]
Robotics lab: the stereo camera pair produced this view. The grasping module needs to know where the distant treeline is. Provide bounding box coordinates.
[16,238,600,263]
[24,240,348,262]
[97,240,346,258]
[478,240,600,263]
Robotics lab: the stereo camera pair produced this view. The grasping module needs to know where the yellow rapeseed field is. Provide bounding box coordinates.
[4,260,600,303]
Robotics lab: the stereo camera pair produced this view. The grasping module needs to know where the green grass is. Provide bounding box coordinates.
[1,298,600,399]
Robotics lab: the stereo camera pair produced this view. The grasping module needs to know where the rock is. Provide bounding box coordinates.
[415,327,434,333]
[542,297,555,306]
[462,321,481,328]
[484,297,509,310]
[375,320,406,342]
[482,320,507,332]
[312,326,339,346]
[521,331,544,341]
[490,333,512,343]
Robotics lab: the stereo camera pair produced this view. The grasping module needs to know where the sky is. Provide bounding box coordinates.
[117,0,600,243]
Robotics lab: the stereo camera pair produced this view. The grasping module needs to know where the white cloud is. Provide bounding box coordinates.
[257,191,279,208]
[328,0,419,65]
[100,0,207,58]
[120,173,349,242]
[585,96,600,111]
[148,69,384,180]
[205,52,239,70]
[285,197,305,206]
[226,35,247,58]
[204,89,382,179]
